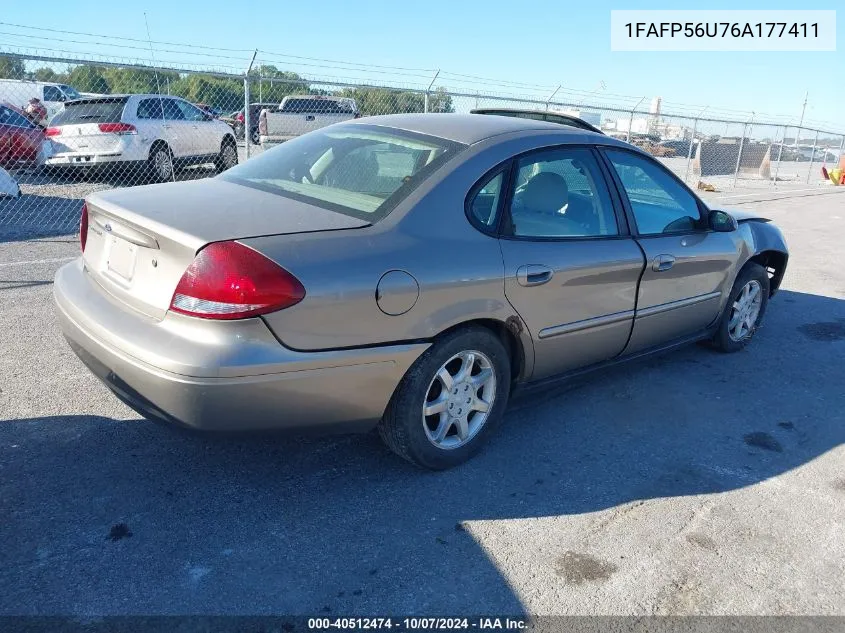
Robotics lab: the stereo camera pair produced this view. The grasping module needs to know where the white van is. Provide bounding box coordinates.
[0,79,83,121]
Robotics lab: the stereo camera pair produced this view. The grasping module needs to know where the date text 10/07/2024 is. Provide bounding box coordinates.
[307,618,528,630]
[624,22,819,39]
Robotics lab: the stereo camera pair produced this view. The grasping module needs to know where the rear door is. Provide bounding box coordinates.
[494,146,644,379]
[601,147,739,353]
[160,98,191,158]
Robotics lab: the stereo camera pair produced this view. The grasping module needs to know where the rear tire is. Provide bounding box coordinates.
[378,326,511,470]
[709,262,769,353]
[215,137,238,173]
[148,143,174,183]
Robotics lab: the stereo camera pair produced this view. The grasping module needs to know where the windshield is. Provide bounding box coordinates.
[220,124,465,221]
[51,99,127,125]
[60,85,81,100]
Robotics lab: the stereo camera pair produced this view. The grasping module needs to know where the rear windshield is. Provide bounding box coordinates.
[281,98,355,114]
[220,124,465,221]
[51,99,127,126]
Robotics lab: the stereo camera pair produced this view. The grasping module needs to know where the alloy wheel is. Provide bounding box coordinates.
[728,279,763,342]
[422,350,496,450]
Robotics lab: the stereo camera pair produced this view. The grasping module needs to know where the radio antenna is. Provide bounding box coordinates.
[143,12,175,182]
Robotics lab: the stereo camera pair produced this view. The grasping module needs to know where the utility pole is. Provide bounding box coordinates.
[795,91,808,148]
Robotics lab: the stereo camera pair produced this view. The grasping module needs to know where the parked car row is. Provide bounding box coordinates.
[42,94,238,181]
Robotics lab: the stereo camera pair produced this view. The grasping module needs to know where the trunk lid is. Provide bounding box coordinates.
[82,178,369,320]
[49,122,123,155]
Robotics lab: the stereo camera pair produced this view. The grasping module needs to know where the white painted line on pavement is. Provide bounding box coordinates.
[0,256,75,268]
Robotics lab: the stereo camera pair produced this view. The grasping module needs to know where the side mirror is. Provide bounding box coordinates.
[709,209,738,232]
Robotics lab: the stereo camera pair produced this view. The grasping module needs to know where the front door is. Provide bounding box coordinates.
[175,99,219,157]
[602,147,740,353]
[493,146,645,379]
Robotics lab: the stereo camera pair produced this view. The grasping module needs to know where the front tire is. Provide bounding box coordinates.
[378,326,511,470]
[709,262,769,352]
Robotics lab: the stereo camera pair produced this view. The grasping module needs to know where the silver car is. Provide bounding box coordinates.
[54,113,788,469]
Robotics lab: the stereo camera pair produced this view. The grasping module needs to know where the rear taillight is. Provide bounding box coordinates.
[79,202,88,253]
[45,127,61,137]
[97,122,137,135]
[236,112,244,122]
[169,241,305,320]
[258,110,267,136]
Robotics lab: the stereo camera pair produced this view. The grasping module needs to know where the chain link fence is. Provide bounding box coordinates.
[1,52,843,241]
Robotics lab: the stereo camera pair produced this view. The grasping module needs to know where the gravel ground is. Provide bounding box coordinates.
[0,183,844,617]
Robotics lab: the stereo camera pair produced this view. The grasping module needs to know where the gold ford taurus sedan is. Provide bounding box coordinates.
[54,113,788,469]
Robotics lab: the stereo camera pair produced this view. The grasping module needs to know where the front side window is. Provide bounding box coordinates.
[220,124,464,221]
[604,148,702,235]
[176,100,207,122]
[60,85,81,100]
[161,99,185,121]
[43,86,64,102]
[507,147,618,238]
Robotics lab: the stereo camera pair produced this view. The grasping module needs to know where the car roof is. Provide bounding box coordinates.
[346,113,609,145]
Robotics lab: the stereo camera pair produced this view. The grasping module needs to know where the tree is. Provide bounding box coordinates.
[0,56,26,80]
[67,65,110,94]
[32,67,64,82]
[249,65,309,105]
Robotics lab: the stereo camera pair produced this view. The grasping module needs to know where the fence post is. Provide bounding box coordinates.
[684,119,698,183]
[545,85,561,112]
[732,120,750,188]
[806,129,819,183]
[773,126,787,185]
[626,97,646,143]
[424,69,440,114]
[244,77,251,160]
[244,50,257,160]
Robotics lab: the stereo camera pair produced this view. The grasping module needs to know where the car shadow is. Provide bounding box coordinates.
[2,289,844,615]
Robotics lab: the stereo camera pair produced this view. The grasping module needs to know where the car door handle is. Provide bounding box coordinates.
[652,254,676,272]
[305,115,315,121]
[517,265,554,287]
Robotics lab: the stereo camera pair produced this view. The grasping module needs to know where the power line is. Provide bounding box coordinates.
[0,21,438,73]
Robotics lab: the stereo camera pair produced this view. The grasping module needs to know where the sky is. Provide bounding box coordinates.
[0,0,841,129]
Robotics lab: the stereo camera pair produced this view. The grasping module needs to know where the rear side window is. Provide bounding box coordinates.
[468,171,505,229]
[137,98,164,120]
[50,99,127,125]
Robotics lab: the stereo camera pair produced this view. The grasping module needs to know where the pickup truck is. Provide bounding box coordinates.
[258,95,360,148]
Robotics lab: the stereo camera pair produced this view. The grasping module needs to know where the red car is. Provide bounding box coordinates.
[0,102,45,168]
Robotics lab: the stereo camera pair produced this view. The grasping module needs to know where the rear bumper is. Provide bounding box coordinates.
[54,259,428,432]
